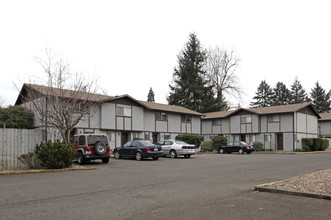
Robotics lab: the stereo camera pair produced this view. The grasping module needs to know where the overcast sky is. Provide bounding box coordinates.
[1,0,330,108]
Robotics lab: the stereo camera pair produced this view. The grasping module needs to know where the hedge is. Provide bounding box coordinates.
[211,136,227,151]
[175,133,202,147]
[302,138,329,151]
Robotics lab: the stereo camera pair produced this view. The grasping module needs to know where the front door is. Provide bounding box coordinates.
[277,133,283,150]
[121,132,129,146]
[152,133,158,144]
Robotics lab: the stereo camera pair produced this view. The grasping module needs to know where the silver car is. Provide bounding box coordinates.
[157,140,197,158]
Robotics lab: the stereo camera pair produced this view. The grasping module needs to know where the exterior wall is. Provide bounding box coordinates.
[101,103,116,129]
[202,120,212,134]
[90,105,101,129]
[191,116,201,134]
[320,121,331,137]
[168,113,181,133]
[132,106,144,131]
[280,113,293,132]
[230,116,240,133]
[144,110,155,131]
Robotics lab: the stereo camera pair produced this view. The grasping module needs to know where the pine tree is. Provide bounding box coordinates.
[167,33,219,113]
[289,77,308,104]
[271,82,291,106]
[310,82,331,113]
[147,87,155,102]
[250,80,273,107]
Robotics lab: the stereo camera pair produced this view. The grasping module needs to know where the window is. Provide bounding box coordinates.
[78,136,85,145]
[164,134,170,140]
[241,115,252,124]
[267,114,280,122]
[116,105,131,117]
[156,112,168,121]
[265,134,271,142]
[212,119,221,126]
[181,115,192,122]
[144,133,150,141]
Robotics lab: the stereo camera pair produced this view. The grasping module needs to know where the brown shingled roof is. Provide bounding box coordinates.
[202,110,235,119]
[249,102,312,115]
[16,83,202,116]
[203,103,320,120]
[319,113,331,121]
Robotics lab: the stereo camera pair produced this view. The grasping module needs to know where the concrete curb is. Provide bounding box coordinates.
[254,169,331,200]
[0,166,96,175]
[254,186,331,200]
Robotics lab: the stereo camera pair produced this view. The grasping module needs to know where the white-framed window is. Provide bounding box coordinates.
[181,115,192,122]
[212,119,221,126]
[144,133,150,140]
[267,114,280,122]
[265,134,271,142]
[241,115,252,124]
[156,112,168,121]
[116,105,131,117]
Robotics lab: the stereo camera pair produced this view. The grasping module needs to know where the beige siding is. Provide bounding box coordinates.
[280,113,293,132]
[144,110,155,131]
[191,116,201,134]
[168,113,181,133]
[230,116,240,133]
[132,106,144,131]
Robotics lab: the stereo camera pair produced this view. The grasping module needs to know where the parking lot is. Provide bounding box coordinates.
[1,153,331,220]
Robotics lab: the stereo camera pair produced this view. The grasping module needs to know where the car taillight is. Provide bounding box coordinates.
[146,147,151,151]
[246,145,250,149]
[85,146,90,151]
[160,146,162,151]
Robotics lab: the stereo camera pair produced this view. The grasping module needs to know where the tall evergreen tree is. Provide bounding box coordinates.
[167,33,219,113]
[310,81,331,113]
[147,87,155,102]
[271,82,291,106]
[250,80,273,107]
[289,77,308,104]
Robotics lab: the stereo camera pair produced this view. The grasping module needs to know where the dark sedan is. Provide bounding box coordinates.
[219,141,255,154]
[113,140,163,161]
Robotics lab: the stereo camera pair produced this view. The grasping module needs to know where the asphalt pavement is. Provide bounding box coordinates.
[0,152,330,220]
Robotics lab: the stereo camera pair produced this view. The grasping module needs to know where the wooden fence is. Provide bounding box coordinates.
[0,128,45,171]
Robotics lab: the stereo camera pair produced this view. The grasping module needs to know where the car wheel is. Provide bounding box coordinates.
[77,152,85,165]
[238,149,243,154]
[114,151,121,159]
[246,151,251,154]
[219,148,224,154]
[102,157,110,163]
[136,152,143,161]
[94,142,107,155]
[152,157,159,160]
[170,150,177,159]
[184,154,191,158]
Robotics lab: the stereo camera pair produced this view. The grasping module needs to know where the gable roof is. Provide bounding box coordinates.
[203,103,320,120]
[16,83,202,116]
[319,113,331,121]
[15,83,111,105]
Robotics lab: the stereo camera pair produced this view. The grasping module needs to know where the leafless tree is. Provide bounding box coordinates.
[204,46,243,109]
[0,95,5,108]
[19,49,104,144]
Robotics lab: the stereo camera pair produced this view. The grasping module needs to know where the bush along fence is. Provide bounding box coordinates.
[0,128,45,171]
[302,138,329,152]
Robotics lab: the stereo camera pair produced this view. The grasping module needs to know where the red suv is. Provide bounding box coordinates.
[73,134,111,164]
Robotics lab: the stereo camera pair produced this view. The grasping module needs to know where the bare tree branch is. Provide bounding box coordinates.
[204,46,243,108]
[21,48,102,143]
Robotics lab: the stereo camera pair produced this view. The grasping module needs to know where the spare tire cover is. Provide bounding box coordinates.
[95,142,107,155]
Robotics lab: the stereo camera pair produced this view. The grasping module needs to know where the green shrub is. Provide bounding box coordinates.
[302,145,310,152]
[176,133,202,147]
[253,142,263,151]
[35,141,77,169]
[312,138,322,151]
[202,139,213,152]
[321,139,329,150]
[211,136,227,151]
[302,138,313,149]
[295,149,304,152]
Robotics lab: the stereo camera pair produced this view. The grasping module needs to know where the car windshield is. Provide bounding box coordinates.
[240,141,248,145]
[87,135,108,145]
[174,140,187,145]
